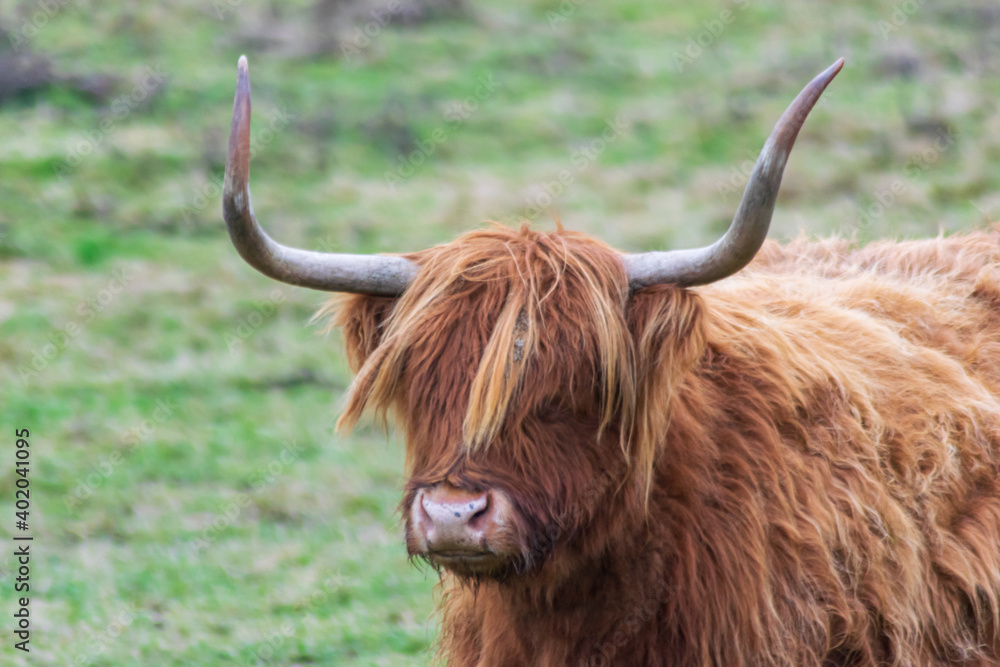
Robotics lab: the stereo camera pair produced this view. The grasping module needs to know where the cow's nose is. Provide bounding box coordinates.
[414,485,494,553]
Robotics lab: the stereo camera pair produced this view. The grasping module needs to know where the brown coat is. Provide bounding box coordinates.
[329,224,1000,666]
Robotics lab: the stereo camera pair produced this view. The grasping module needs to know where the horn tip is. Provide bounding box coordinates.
[805,57,845,97]
[827,57,845,78]
[235,55,251,101]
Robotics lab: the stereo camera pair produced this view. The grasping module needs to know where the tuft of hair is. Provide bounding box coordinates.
[319,224,702,500]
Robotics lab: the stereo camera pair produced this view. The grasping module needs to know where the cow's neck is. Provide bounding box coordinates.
[440,524,669,666]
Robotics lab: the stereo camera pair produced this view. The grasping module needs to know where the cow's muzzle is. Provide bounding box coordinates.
[409,483,513,576]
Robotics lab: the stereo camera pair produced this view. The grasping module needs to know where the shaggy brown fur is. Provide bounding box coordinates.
[326,224,1000,666]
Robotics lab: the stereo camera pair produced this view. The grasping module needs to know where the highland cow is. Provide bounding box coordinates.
[222,56,1000,665]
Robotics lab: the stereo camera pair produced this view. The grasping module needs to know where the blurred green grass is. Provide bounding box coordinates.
[1,0,1000,664]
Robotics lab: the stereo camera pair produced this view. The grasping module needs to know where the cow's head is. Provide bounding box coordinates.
[222,56,842,582]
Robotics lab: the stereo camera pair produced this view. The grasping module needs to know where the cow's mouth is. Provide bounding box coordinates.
[425,549,514,577]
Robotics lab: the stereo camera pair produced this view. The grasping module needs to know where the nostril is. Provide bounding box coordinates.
[467,493,491,528]
[419,493,433,523]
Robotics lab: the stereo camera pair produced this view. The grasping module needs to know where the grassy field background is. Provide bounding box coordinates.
[1,0,999,664]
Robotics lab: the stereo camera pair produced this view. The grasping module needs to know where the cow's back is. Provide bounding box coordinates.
[747,226,1000,390]
[679,227,1000,665]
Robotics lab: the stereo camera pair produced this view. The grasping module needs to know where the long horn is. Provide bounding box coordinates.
[223,56,417,295]
[623,58,844,289]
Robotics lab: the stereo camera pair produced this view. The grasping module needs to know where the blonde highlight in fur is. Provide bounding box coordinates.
[329,224,660,482]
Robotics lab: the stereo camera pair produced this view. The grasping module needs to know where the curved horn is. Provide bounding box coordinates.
[223,56,417,295]
[624,58,845,289]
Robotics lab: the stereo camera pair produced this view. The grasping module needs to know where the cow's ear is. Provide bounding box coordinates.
[626,285,707,473]
[321,294,398,371]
